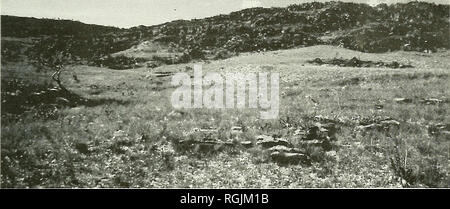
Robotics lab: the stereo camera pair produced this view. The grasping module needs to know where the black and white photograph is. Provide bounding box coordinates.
[1,0,449,191]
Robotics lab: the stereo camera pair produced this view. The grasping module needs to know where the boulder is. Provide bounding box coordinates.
[270,151,309,165]
[303,123,335,141]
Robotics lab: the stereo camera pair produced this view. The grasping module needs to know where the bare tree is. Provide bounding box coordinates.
[49,52,69,92]
[32,36,73,92]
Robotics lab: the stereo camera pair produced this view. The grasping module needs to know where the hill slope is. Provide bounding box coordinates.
[1,1,449,69]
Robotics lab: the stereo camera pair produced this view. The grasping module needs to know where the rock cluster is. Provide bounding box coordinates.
[356,119,401,132]
[178,128,235,153]
[176,117,341,166]
[308,57,413,69]
[255,135,310,165]
[293,122,338,151]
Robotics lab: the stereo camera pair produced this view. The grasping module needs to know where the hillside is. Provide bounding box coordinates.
[2,1,450,70]
[1,1,450,189]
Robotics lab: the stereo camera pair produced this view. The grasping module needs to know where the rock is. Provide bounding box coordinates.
[298,139,332,151]
[267,145,302,153]
[293,129,307,136]
[256,136,292,148]
[179,139,226,152]
[55,97,70,105]
[48,88,60,92]
[230,126,244,139]
[256,135,274,141]
[379,119,400,127]
[270,151,309,165]
[356,124,381,131]
[314,115,339,124]
[375,104,384,109]
[356,119,400,132]
[308,58,413,69]
[394,98,412,103]
[304,124,334,140]
[241,141,253,148]
[419,98,444,105]
[325,150,337,158]
[230,126,243,132]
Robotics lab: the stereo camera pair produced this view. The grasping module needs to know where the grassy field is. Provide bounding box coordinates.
[1,45,449,188]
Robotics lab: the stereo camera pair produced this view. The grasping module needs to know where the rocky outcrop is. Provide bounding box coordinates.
[308,57,414,68]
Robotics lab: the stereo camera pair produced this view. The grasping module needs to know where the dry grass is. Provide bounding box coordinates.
[1,46,449,188]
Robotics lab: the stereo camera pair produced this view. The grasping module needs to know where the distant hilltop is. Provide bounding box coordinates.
[2,1,449,69]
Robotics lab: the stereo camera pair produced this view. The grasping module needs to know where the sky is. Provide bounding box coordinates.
[1,0,449,28]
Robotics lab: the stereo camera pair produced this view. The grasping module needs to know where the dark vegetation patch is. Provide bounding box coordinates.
[1,79,129,122]
[94,55,147,70]
[1,40,27,63]
[26,34,140,70]
[308,57,414,68]
[389,139,449,188]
